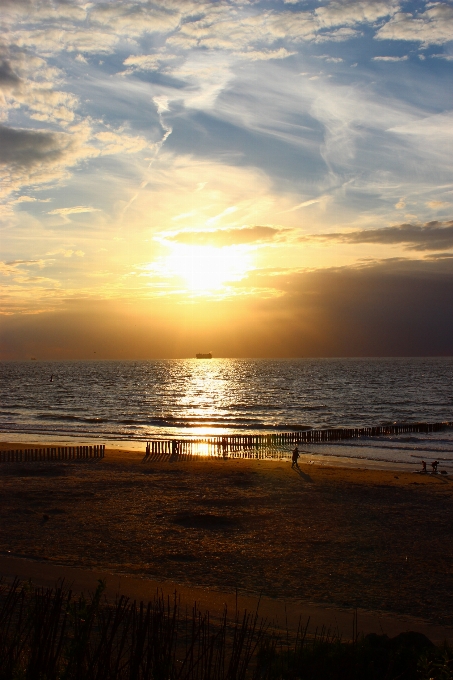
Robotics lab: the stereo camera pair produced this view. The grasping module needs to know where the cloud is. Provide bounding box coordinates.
[373,55,408,61]
[12,28,120,56]
[238,48,296,61]
[13,195,37,203]
[268,1,399,45]
[0,259,44,274]
[0,120,150,203]
[48,248,85,257]
[0,122,97,202]
[4,1,184,60]
[47,206,100,216]
[122,53,170,74]
[314,0,400,28]
[165,226,289,247]
[0,124,73,168]
[314,54,344,62]
[0,50,78,124]
[93,130,150,155]
[389,111,453,139]
[376,3,453,46]
[430,53,453,61]
[164,0,399,56]
[300,220,453,251]
[283,198,325,213]
[89,2,181,37]
[166,53,235,109]
[0,59,21,88]
[315,27,361,42]
[0,0,402,83]
[427,200,451,209]
[123,54,160,70]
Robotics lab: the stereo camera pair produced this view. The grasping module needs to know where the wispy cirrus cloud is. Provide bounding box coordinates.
[47,206,100,216]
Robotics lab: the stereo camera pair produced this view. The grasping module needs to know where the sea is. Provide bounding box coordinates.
[1,358,453,471]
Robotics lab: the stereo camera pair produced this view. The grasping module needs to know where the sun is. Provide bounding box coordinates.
[163,244,252,292]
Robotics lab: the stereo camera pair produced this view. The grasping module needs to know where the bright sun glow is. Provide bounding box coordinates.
[163,245,252,292]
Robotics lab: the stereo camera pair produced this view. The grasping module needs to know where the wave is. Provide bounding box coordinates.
[37,414,109,423]
[326,442,453,453]
[32,413,314,430]
[410,453,453,462]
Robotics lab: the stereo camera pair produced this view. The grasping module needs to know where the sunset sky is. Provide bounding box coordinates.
[1,0,453,359]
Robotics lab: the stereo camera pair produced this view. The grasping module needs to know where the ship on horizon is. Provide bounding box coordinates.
[196,352,212,359]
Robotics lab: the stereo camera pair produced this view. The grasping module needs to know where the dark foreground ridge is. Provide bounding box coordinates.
[0,577,451,680]
[143,421,452,460]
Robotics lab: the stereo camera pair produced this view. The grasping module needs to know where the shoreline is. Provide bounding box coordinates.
[0,436,438,472]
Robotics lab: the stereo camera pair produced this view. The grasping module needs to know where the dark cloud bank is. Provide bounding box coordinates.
[1,257,453,358]
[303,220,453,251]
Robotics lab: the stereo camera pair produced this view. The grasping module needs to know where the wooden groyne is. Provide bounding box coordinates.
[0,445,105,463]
[143,422,452,461]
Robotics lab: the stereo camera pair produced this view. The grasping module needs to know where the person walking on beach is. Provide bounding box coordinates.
[291,445,300,468]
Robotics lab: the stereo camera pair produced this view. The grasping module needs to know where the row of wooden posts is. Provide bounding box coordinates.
[0,422,450,463]
[143,421,452,460]
[0,445,105,463]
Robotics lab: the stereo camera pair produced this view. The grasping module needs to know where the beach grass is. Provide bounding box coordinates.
[0,577,452,679]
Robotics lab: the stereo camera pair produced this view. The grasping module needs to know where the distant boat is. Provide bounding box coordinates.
[196,353,212,359]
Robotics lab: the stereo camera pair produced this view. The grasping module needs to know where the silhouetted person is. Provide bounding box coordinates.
[291,445,300,468]
[50,374,53,382]
[431,460,439,473]
[421,460,427,473]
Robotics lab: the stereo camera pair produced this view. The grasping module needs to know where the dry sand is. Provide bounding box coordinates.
[0,443,452,640]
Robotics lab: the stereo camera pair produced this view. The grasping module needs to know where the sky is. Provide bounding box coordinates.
[1,0,453,359]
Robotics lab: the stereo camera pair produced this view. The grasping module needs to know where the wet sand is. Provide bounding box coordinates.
[0,443,452,639]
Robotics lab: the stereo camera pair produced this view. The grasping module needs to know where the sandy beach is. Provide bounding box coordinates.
[0,442,452,639]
